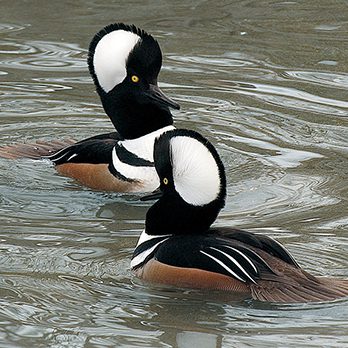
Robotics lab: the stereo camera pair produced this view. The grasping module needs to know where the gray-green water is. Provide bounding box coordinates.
[1,1,348,347]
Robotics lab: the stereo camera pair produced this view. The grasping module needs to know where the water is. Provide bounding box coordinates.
[1,0,348,347]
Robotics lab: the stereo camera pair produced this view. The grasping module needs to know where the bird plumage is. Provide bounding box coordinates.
[132,129,348,303]
[0,23,179,192]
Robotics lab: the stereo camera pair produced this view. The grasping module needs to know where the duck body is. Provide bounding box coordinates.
[132,228,348,302]
[0,23,179,192]
[49,125,174,192]
[132,129,348,303]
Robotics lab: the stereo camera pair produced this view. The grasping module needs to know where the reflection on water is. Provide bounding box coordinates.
[0,0,348,347]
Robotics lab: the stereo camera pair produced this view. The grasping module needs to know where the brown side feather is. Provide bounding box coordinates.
[136,259,251,294]
[0,139,76,159]
[56,163,144,192]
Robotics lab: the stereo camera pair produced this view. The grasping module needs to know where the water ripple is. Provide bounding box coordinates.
[0,23,28,34]
[283,70,348,90]
[0,40,86,71]
[217,80,348,117]
[169,53,255,68]
[0,82,71,98]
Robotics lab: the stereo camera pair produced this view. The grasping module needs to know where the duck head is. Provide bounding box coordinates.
[88,23,180,139]
[142,129,226,235]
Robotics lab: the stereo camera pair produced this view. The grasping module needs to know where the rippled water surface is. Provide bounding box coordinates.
[1,1,348,347]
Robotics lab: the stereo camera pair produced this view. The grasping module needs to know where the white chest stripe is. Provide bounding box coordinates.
[131,230,172,269]
[135,230,172,247]
[111,126,175,190]
[111,147,159,190]
[131,238,169,269]
[120,125,175,161]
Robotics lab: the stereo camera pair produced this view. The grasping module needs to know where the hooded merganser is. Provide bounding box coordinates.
[0,23,179,192]
[131,129,348,303]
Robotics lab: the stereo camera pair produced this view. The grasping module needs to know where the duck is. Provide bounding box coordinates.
[131,128,348,303]
[0,23,180,192]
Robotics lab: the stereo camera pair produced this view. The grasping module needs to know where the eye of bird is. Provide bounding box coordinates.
[131,75,140,83]
[163,177,169,185]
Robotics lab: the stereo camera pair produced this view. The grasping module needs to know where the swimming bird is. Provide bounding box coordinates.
[131,129,348,303]
[0,23,179,192]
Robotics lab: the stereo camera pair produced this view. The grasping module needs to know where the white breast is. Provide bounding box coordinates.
[111,126,175,191]
[120,125,175,161]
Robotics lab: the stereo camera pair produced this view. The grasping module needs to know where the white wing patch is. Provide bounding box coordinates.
[200,245,258,283]
[200,250,246,282]
[222,245,258,274]
[170,136,220,206]
[93,30,140,92]
[208,247,257,283]
[111,147,159,191]
[66,153,78,162]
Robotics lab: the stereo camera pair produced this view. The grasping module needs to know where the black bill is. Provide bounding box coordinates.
[145,84,180,110]
[140,187,163,201]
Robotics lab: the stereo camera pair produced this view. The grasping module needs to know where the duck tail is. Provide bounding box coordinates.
[250,275,348,303]
[316,277,348,296]
[0,139,76,160]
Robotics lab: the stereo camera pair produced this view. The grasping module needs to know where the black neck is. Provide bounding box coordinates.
[145,193,224,236]
[101,94,173,139]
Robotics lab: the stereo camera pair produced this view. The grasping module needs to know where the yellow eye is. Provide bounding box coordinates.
[163,178,169,185]
[131,75,139,83]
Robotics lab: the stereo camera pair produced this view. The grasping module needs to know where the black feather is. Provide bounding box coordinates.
[48,134,117,165]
